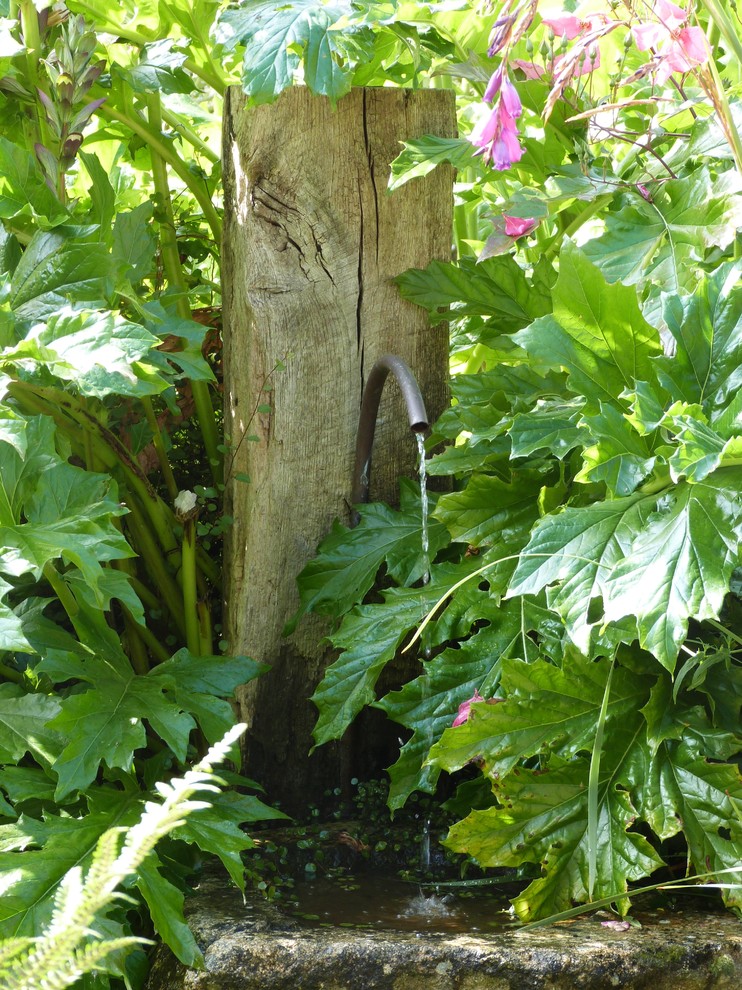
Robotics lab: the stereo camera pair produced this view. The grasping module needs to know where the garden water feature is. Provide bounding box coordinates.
[147,386,742,989]
[146,864,742,990]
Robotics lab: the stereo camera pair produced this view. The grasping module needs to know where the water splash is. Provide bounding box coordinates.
[398,889,457,921]
[416,432,430,586]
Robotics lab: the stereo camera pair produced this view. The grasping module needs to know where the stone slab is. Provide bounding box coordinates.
[145,872,742,990]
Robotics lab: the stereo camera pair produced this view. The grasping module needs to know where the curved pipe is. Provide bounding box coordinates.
[351,355,429,517]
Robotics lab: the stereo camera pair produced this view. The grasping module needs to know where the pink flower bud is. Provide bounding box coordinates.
[504,215,538,237]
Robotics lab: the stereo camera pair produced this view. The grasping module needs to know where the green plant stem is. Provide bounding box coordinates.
[699,0,742,66]
[124,501,187,639]
[706,617,742,650]
[121,605,171,664]
[141,396,178,500]
[95,101,222,243]
[182,56,226,96]
[0,660,24,685]
[67,1,227,92]
[123,612,150,675]
[197,600,213,655]
[19,0,52,150]
[161,106,220,163]
[120,570,162,612]
[9,383,221,591]
[43,562,79,619]
[181,516,201,654]
[146,93,222,484]
[587,657,614,901]
[701,60,742,178]
[11,380,184,561]
[520,865,742,931]
[543,194,614,260]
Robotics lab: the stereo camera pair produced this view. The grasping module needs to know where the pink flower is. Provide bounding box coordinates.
[655,27,709,82]
[452,690,484,727]
[504,215,538,237]
[542,13,584,40]
[483,65,504,102]
[655,0,689,30]
[452,690,502,727]
[483,66,522,116]
[632,0,709,83]
[512,59,545,80]
[470,101,524,171]
[500,75,522,117]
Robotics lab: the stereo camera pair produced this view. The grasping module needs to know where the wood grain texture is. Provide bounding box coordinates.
[222,86,455,812]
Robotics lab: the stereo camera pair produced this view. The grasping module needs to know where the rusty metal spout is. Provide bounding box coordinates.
[351,355,428,519]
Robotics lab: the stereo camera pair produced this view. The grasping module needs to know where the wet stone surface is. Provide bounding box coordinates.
[145,870,742,990]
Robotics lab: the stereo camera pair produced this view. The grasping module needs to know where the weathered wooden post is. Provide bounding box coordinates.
[222,86,455,814]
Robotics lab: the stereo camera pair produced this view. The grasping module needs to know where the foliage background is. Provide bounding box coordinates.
[1,0,742,986]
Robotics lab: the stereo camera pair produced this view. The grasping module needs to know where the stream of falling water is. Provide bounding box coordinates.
[416,432,430,586]
[416,432,434,876]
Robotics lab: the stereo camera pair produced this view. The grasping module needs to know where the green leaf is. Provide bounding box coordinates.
[0,767,56,806]
[513,241,661,411]
[0,685,63,767]
[1,459,132,596]
[10,232,115,324]
[311,560,481,747]
[575,403,656,496]
[510,467,742,669]
[379,601,530,809]
[215,0,355,104]
[601,469,742,670]
[135,854,203,968]
[116,40,193,94]
[396,255,551,328]
[175,790,285,892]
[429,654,651,780]
[4,308,164,398]
[433,473,542,549]
[653,263,742,421]
[141,302,217,383]
[0,415,57,525]
[79,153,116,232]
[150,650,265,744]
[0,792,141,936]
[112,202,156,283]
[507,490,649,653]
[388,135,480,190]
[659,404,728,483]
[445,754,663,921]
[45,655,196,798]
[293,480,448,624]
[0,138,68,229]
[582,170,742,292]
[640,741,742,909]
[509,397,587,459]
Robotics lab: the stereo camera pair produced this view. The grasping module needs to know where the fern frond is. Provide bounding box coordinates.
[0,724,247,990]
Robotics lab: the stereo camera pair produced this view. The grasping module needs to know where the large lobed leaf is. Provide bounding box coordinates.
[379,599,530,808]
[40,650,263,799]
[396,254,551,329]
[445,754,663,921]
[429,653,653,780]
[214,0,355,104]
[311,559,482,748]
[582,169,742,293]
[509,468,742,669]
[293,480,448,627]
[514,240,661,411]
